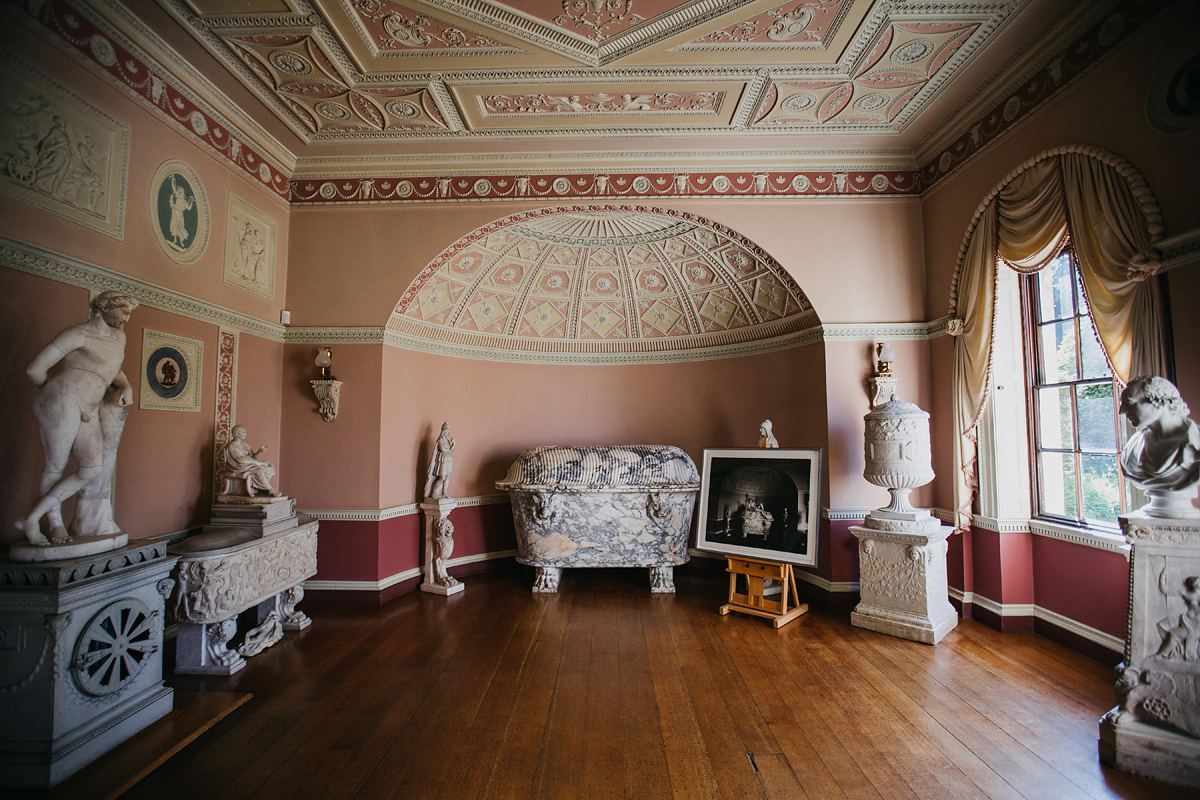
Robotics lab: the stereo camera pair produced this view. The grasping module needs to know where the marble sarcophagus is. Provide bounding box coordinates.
[496,446,700,593]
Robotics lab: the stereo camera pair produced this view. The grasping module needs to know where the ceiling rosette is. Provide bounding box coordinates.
[388,205,821,363]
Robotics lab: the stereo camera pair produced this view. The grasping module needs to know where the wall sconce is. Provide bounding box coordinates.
[310,347,342,422]
[868,341,898,408]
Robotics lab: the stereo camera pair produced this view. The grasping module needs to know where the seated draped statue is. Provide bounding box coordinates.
[220,425,282,498]
[1119,376,1199,495]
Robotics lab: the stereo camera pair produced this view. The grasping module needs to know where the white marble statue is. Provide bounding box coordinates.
[423,422,455,499]
[220,424,281,498]
[17,291,138,546]
[758,420,779,448]
[1119,376,1199,517]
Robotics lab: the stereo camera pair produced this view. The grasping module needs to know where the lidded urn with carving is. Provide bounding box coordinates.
[863,395,936,528]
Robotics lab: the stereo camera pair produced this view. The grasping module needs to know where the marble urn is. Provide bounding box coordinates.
[497,445,700,593]
[862,395,937,530]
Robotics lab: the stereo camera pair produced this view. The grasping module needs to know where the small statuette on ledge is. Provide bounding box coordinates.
[424,422,456,500]
[867,341,898,409]
[421,422,463,595]
[758,419,779,449]
[219,424,282,500]
[311,346,342,422]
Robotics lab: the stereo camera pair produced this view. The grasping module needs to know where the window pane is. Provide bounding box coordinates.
[1081,453,1120,525]
[1038,386,1074,449]
[1038,254,1075,320]
[1075,269,1087,312]
[1078,383,1117,451]
[1039,320,1079,383]
[1040,452,1077,518]
[1080,316,1112,379]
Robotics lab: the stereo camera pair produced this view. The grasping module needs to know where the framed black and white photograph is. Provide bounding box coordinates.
[695,448,823,567]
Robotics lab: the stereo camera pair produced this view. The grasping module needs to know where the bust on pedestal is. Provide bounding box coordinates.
[1099,377,1200,788]
[849,395,958,645]
[421,423,463,596]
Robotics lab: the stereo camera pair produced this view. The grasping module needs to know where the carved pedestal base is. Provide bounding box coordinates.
[849,522,957,645]
[532,566,561,593]
[209,496,297,537]
[420,498,463,596]
[649,566,675,593]
[1098,514,1200,788]
[175,619,245,676]
[0,542,178,789]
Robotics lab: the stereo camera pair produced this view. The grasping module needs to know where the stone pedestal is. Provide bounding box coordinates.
[169,517,318,676]
[0,541,179,789]
[420,498,463,596]
[850,518,958,645]
[209,496,297,537]
[1098,514,1200,788]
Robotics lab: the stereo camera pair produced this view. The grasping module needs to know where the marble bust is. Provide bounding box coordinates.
[424,422,455,499]
[758,419,779,449]
[1119,376,1199,517]
[17,290,138,547]
[220,424,282,498]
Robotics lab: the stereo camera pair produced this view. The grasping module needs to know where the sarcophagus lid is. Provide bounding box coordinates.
[497,445,700,492]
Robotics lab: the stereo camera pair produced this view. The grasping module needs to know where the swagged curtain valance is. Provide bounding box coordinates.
[947,144,1167,532]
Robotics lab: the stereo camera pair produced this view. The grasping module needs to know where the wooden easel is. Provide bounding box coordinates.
[719,555,808,628]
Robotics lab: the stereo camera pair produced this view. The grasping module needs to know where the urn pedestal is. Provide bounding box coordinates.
[852,396,958,644]
[1098,514,1200,788]
[0,541,178,789]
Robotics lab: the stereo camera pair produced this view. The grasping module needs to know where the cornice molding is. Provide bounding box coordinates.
[0,236,286,342]
[919,0,1167,192]
[821,317,952,341]
[17,0,292,198]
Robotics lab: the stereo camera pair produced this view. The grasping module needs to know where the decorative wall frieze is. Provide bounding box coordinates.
[820,317,952,341]
[0,236,287,342]
[290,169,919,203]
[16,0,292,198]
[919,0,1167,192]
[1156,227,1200,271]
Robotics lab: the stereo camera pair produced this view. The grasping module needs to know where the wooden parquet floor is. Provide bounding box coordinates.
[100,567,1193,799]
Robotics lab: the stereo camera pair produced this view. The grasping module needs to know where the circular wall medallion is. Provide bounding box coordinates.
[473,179,492,196]
[1097,13,1125,47]
[781,92,816,113]
[791,174,810,192]
[385,99,421,119]
[145,345,189,400]
[853,92,889,113]
[150,160,209,264]
[1002,95,1021,121]
[711,175,732,192]
[1146,41,1200,135]
[315,102,351,121]
[552,177,571,194]
[258,164,273,183]
[397,180,414,197]
[90,35,117,66]
[268,50,312,76]
[189,111,208,136]
[72,599,156,696]
[318,181,338,199]
[891,38,934,66]
[631,176,651,193]
[870,174,890,191]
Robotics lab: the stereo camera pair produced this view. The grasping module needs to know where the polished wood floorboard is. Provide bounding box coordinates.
[103,568,1188,800]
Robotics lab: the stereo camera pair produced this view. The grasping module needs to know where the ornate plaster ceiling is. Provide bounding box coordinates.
[388,206,818,362]
[162,0,1026,143]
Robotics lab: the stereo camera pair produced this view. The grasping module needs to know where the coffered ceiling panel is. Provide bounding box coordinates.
[162,0,1027,143]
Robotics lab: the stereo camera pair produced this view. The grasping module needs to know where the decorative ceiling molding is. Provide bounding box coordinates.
[918,0,1166,192]
[290,169,918,202]
[678,0,854,52]
[14,0,293,198]
[0,235,287,342]
[386,205,824,363]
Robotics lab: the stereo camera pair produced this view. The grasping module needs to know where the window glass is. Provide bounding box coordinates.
[1023,250,1126,527]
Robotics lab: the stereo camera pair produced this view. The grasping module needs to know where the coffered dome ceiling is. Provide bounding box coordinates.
[387,206,819,362]
[164,0,1026,144]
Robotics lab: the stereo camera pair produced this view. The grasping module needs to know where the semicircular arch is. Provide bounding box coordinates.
[387,205,821,364]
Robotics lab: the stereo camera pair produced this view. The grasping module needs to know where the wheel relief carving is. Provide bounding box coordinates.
[71,600,157,696]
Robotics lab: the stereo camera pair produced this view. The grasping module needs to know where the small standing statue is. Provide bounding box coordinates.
[758,420,779,448]
[16,291,138,549]
[432,517,460,589]
[1118,376,1199,517]
[220,424,282,498]
[424,422,455,499]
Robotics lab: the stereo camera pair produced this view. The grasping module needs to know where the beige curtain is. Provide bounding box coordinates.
[949,147,1165,532]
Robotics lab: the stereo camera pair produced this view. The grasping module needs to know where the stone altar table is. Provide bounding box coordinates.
[0,540,178,789]
[169,517,317,675]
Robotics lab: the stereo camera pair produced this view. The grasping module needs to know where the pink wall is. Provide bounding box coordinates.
[1032,536,1129,641]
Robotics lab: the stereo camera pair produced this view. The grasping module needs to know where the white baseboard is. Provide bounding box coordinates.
[948,587,1122,653]
[304,549,517,592]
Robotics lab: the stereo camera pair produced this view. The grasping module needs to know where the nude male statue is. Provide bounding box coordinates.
[17,291,138,546]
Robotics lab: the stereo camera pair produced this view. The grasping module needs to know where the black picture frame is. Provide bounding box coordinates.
[695,448,823,567]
